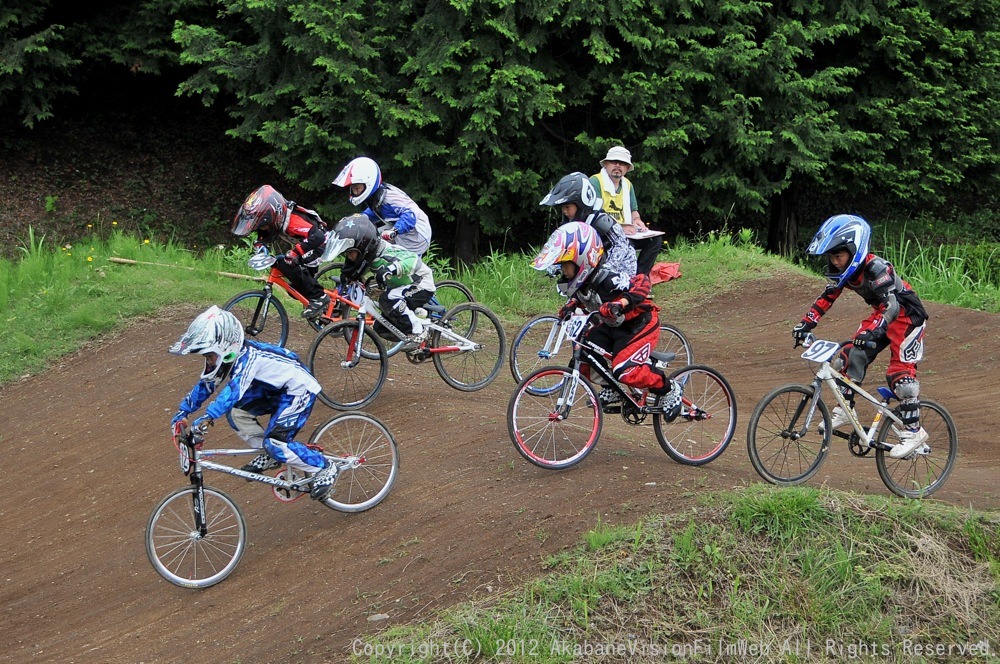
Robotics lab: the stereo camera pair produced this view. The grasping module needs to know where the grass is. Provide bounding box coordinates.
[350,486,1000,663]
[0,229,255,384]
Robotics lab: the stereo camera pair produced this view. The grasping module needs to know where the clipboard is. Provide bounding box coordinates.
[628,229,665,239]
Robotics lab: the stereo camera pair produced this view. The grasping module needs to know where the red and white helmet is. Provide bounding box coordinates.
[332,157,383,207]
[532,222,604,298]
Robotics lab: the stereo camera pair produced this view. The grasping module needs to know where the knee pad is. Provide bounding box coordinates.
[893,376,920,400]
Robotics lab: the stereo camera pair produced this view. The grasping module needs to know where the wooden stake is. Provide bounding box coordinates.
[108,257,265,281]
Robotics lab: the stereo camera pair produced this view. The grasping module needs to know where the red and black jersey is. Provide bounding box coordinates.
[256,205,327,263]
[804,253,928,328]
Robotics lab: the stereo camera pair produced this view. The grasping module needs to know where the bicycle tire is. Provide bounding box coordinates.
[653,364,737,465]
[432,302,506,391]
[658,323,694,367]
[746,384,832,485]
[223,290,289,347]
[874,398,958,498]
[309,412,400,512]
[307,320,388,410]
[146,486,247,589]
[316,261,344,286]
[508,366,602,469]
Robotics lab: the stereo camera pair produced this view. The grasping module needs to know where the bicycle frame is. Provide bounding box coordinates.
[344,282,479,356]
[556,312,673,415]
[177,439,362,500]
[798,335,905,449]
[259,268,363,321]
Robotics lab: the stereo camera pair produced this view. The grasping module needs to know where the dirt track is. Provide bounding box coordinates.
[1,274,997,663]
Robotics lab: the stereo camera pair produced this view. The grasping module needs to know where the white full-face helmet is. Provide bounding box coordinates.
[169,306,245,381]
[332,157,384,207]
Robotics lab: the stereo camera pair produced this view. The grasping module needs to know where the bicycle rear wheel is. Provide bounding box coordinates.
[509,314,569,387]
[657,323,693,367]
[146,486,247,589]
[310,412,400,512]
[875,398,958,498]
[224,290,289,347]
[746,384,832,485]
[307,321,388,409]
[432,302,506,391]
[653,364,737,465]
[508,366,602,469]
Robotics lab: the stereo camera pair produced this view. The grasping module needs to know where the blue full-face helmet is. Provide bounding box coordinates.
[806,214,871,288]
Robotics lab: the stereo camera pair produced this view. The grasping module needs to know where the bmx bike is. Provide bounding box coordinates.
[745,333,957,498]
[146,412,399,588]
[507,311,736,469]
[223,247,473,353]
[306,281,506,410]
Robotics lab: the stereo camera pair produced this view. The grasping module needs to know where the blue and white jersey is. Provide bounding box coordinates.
[364,183,432,256]
[176,341,320,421]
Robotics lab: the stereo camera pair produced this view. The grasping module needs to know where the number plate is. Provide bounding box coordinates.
[801,339,841,363]
[178,445,191,475]
[564,313,589,341]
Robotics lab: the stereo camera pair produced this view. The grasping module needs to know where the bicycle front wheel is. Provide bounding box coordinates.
[875,398,958,498]
[657,323,694,367]
[307,321,388,409]
[224,290,289,347]
[746,384,832,485]
[310,412,400,512]
[432,302,506,391]
[508,366,602,469]
[509,314,571,386]
[146,486,247,589]
[653,365,736,465]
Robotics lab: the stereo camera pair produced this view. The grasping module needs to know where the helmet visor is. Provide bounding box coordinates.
[231,212,258,237]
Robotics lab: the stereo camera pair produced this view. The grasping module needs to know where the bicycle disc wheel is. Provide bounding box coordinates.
[309,412,400,512]
[307,321,388,409]
[509,314,571,387]
[223,290,289,347]
[746,384,832,484]
[508,366,602,469]
[875,399,958,498]
[653,364,737,465]
[432,302,506,391]
[146,486,247,589]
[657,323,694,368]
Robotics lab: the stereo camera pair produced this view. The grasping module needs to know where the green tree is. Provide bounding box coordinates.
[4,0,997,260]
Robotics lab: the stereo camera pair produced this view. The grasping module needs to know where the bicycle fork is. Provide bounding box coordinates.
[247,286,275,337]
[188,472,209,538]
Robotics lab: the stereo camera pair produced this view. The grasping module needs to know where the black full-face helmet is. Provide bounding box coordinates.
[326,214,380,275]
[539,172,603,225]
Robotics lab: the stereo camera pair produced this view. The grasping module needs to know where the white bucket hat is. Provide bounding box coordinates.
[600,145,633,172]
